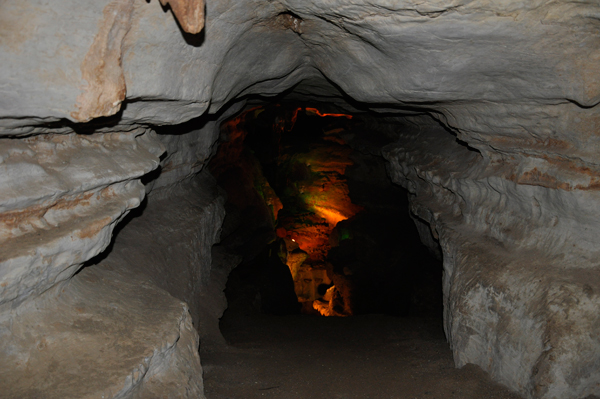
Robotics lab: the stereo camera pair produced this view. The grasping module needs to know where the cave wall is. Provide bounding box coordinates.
[383,115,600,398]
[1,0,600,398]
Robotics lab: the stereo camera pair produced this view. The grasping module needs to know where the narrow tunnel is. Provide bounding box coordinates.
[199,101,499,398]
[188,85,551,397]
[210,101,445,319]
[2,1,600,399]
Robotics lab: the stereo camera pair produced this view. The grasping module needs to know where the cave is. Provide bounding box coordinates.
[210,102,445,319]
[1,1,600,399]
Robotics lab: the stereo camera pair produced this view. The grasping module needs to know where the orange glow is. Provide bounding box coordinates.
[290,107,302,127]
[312,205,348,226]
[305,107,352,119]
[290,107,352,129]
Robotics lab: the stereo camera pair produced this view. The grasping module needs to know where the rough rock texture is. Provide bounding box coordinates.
[0,68,234,398]
[0,262,204,399]
[383,116,600,399]
[2,0,598,132]
[1,0,206,126]
[159,0,206,34]
[101,170,230,345]
[71,0,135,122]
[0,130,163,309]
[1,0,599,398]
[0,118,231,397]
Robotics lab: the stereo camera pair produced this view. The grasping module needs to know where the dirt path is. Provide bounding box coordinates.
[202,312,524,399]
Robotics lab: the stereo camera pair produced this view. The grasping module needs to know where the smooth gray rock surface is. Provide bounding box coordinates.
[0,262,204,399]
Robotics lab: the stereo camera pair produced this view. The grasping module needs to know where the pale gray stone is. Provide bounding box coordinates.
[0,262,204,399]
[0,130,163,309]
[383,116,600,399]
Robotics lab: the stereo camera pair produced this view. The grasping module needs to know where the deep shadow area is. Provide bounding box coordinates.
[204,312,523,399]
[202,104,524,399]
[212,104,443,318]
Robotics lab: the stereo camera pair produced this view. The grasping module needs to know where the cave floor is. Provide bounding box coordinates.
[201,312,524,399]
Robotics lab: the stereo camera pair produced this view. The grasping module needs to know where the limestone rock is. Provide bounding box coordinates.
[159,0,206,34]
[102,170,227,334]
[383,117,600,399]
[0,130,163,308]
[0,262,204,399]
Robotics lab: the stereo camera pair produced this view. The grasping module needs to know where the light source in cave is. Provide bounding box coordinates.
[211,104,363,316]
[276,107,362,252]
[211,104,441,319]
[305,107,353,119]
[289,106,353,131]
[272,107,362,315]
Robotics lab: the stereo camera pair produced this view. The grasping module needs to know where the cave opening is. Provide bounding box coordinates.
[210,102,444,319]
[200,100,523,398]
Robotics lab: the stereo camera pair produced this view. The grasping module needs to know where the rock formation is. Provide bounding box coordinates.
[1,0,599,398]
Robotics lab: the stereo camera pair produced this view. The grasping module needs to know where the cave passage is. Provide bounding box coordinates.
[210,103,444,319]
[203,104,523,399]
